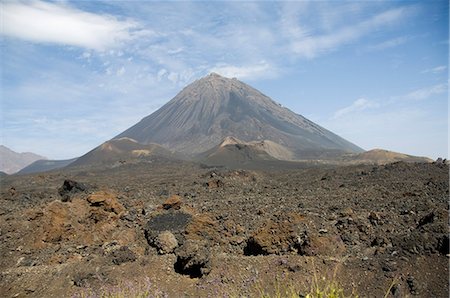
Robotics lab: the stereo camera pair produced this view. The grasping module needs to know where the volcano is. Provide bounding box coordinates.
[116,73,363,159]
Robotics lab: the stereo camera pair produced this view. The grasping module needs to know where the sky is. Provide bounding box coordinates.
[0,0,448,160]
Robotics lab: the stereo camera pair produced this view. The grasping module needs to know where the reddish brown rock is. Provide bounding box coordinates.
[87,191,125,216]
[300,234,346,257]
[162,195,182,210]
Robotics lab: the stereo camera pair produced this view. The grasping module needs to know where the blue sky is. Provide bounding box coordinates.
[1,0,448,159]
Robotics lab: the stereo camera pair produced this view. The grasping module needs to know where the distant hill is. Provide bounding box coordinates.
[0,145,46,174]
[18,158,78,175]
[115,73,363,159]
[68,138,180,167]
[343,149,432,165]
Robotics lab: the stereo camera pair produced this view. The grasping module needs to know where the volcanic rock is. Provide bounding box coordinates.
[162,195,182,210]
[174,240,211,278]
[154,231,178,254]
[58,179,91,202]
[109,246,136,265]
[145,211,192,247]
[86,191,125,216]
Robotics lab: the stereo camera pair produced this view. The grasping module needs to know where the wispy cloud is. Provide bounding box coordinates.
[1,0,137,51]
[326,82,448,158]
[400,83,447,101]
[333,98,379,119]
[290,7,414,58]
[333,83,447,120]
[366,36,410,51]
[421,65,447,74]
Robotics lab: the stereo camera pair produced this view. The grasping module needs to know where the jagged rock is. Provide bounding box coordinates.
[58,179,92,202]
[244,213,305,255]
[86,191,125,216]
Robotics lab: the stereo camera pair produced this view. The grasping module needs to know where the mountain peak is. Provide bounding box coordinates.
[189,72,240,90]
[116,76,363,156]
[207,72,223,78]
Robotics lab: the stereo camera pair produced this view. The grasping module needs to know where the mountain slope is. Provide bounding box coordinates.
[0,145,46,174]
[115,73,363,159]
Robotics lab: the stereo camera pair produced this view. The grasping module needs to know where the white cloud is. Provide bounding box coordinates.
[291,7,413,58]
[401,83,447,101]
[333,98,379,119]
[421,65,447,74]
[1,0,137,51]
[209,62,275,80]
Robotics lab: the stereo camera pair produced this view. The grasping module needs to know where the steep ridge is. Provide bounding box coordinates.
[115,73,363,159]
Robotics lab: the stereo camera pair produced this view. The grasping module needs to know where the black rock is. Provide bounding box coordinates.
[58,179,92,202]
[144,211,192,248]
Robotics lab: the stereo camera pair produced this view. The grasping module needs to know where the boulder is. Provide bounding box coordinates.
[58,179,92,202]
[155,231,178,254]
[298,234,346,257]
[174,240,211,278]
[244,213,305,255]
[144,211,192,247]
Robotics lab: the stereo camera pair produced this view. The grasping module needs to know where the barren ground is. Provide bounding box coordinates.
[0,159,448,297]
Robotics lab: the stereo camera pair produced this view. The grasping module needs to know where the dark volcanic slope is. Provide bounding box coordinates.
[116,73,363,158]
[17,158,78,175]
